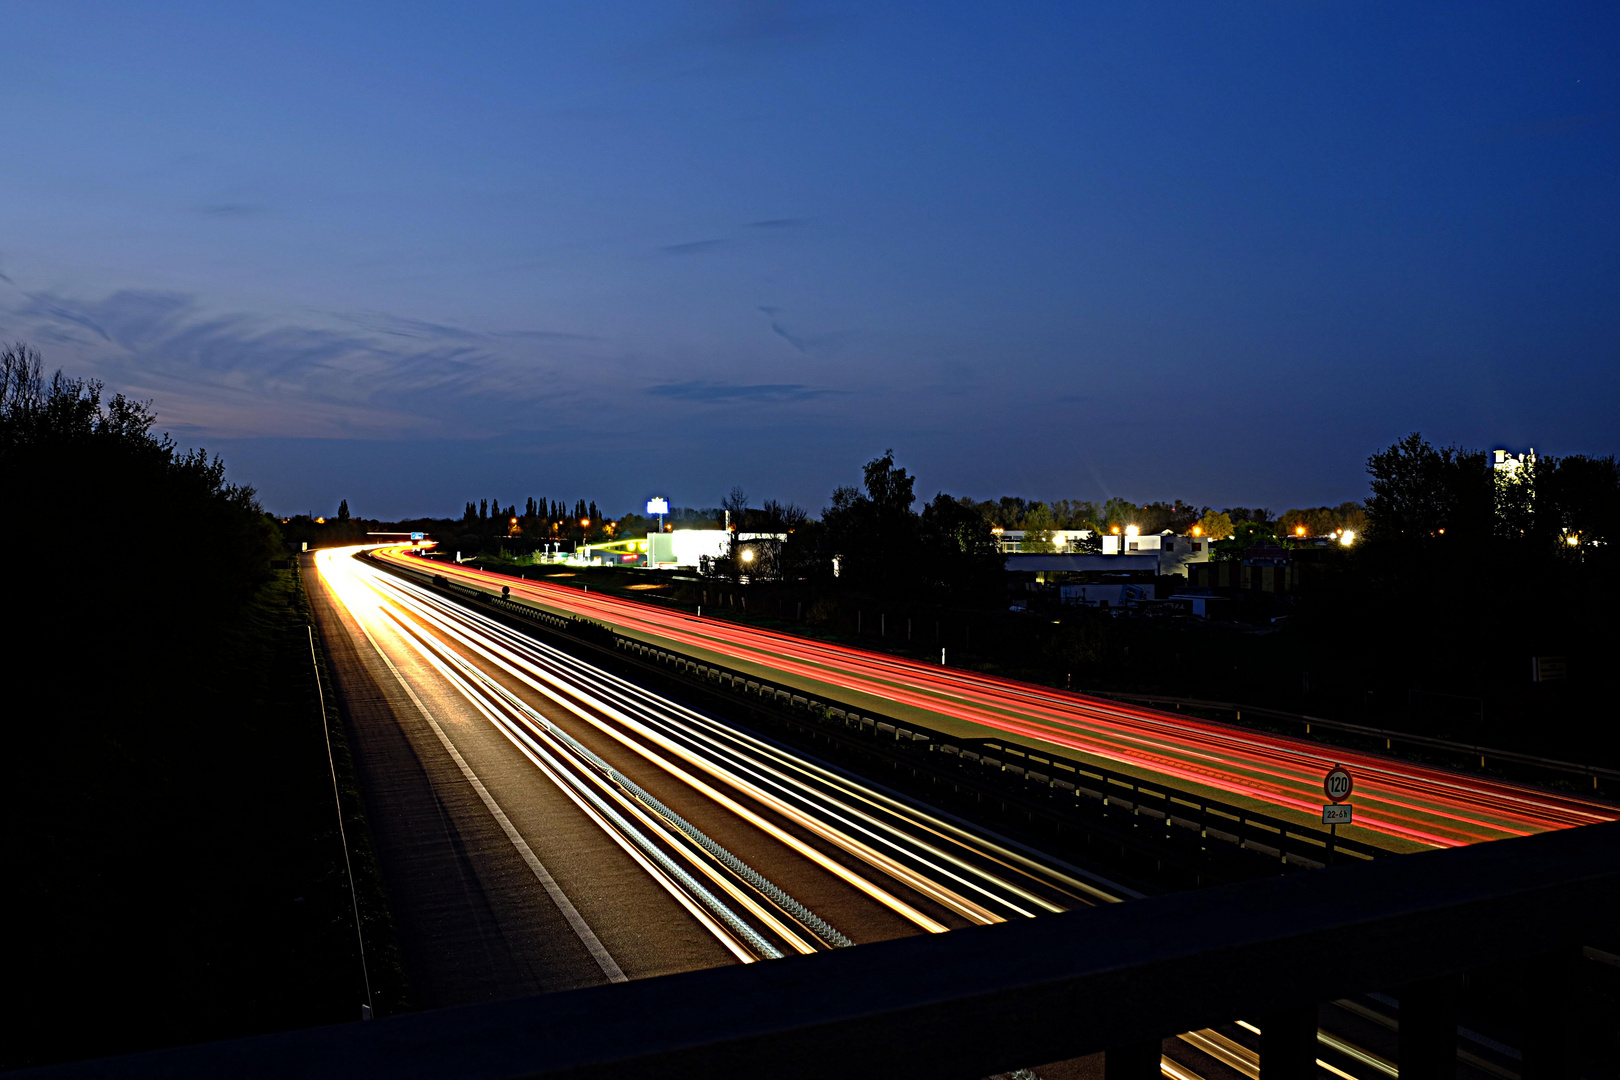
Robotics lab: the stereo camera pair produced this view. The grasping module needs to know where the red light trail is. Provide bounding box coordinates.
[376,548,1617,849]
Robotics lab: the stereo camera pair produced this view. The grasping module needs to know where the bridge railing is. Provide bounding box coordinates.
[27,821,1617,1079]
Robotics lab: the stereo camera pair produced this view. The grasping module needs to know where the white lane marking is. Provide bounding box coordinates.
[335,577,628,984]
[380,580,952,932]
[389,572,1133,905]
[379,607,780,962]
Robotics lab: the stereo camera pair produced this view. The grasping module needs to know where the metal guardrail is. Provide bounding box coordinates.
[389,561,1385,872]
[612,637,1385,869]
[26,820,1618,1079]
[1098,691,1620,788]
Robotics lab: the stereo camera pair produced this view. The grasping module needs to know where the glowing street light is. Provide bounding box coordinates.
[1295,525,1307,537]
[1339,530,1356,546]
[1124,524,1139,537]
[740,548,755,563]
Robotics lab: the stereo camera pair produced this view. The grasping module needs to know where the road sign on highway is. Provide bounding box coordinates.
[1324,765,1353,803]
[411,531,425,541]
[1322,804,1352,825]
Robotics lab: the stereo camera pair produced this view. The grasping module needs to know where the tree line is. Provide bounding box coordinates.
[1,343,278,608]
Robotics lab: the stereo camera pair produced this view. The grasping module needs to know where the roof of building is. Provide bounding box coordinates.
[1242,543,1292,564]
[1005,554,1162,572]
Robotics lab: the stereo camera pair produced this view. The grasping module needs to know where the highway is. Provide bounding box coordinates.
[374,546,1619,852]
[322,547,1549,1080]
[317,548,1128,985]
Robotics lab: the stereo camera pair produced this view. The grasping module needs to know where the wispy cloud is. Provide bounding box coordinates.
[495,329,602,342]
[333,311,485,342]
[0,273,856,447]
[745,217,809,229]
[0,281,600,439]
[758,305,807,353]
[659,238,732,256]
[646,380,832,402]
[619,1,858,78]
[755,306,861,356]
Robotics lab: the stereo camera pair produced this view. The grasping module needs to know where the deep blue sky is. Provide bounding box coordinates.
[2,2,1615,518]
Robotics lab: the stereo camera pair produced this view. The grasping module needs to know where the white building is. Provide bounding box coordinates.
[1099,530,1211,575]
[642,529,790,569]
[647,529,730,568]
[1492,448,1535,477]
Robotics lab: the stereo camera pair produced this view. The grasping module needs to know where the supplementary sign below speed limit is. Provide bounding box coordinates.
[1322,804,1353,825]
[1324,765,1353,803]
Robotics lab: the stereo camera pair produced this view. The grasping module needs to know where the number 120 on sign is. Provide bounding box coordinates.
[1324,765,1353,802]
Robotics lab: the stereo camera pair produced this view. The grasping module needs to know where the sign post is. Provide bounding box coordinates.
[646,497,669,534]
[1322,765,1353,863]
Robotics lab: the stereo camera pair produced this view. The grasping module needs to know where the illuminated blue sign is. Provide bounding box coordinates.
[645,497,670,516]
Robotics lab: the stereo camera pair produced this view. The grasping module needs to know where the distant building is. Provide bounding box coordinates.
[1007,553,1161,582]
[1184,543,1298,594]
[1167,593,1232,619]
[1059,582,1155,609]
[647,529,730,568]
[642,529,787,571]
[992,529,1095,553]
[1492,448,1535,477]
[1242,543,1291,566]
[1005,549,1205,580]
[1098,530,1211,575]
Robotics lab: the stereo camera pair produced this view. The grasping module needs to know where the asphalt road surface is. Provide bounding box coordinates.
[312,548,1129,1010]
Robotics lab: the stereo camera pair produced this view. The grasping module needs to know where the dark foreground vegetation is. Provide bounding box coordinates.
[2,345,401,1068]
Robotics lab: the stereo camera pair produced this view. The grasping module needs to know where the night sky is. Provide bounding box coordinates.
[2,2,1615,519]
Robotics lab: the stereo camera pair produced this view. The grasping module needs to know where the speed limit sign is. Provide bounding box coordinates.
[1324,765,1353,804]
